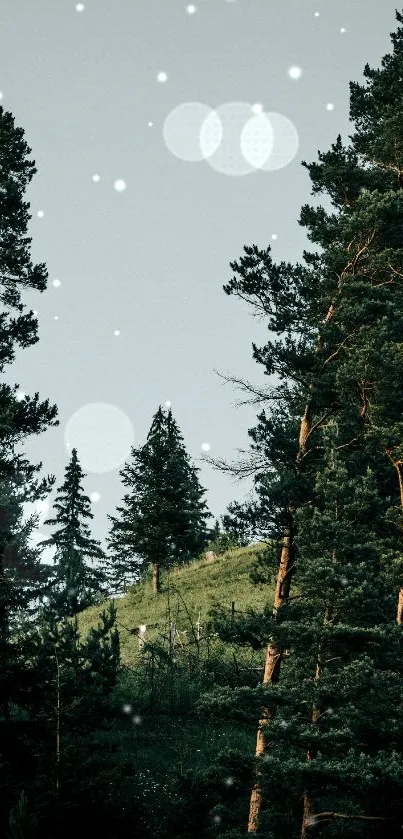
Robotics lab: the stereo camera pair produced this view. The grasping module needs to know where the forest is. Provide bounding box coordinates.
[2,8,403,839]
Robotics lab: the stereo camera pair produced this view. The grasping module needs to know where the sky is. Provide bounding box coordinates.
[0,0,400,556]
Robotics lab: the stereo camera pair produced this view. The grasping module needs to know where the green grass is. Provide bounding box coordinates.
[77,543,273,667]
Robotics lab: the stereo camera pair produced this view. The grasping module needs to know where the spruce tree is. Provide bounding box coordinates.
[106,405,211,594]
[0,104,58,834]
[39,448,107,618]
[0,104,58,724]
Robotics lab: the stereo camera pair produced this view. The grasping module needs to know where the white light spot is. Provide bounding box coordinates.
[165,400,172,407]
[326,103,334,111]
[90,492,101,503]
[148,121,153,127]
[122,704,132,714]
[0,92,3,101]
[113,329,120,336]
[15,391,25,402]
[54,315,59,320]
[251,103,263,114]
[132,715,142,725]
[52,279,61,288]
[224,777,234,786]
[37,210,44,218]
[75,3,85,10]
[314,11,320,16]
[288,65,302,79]
[139,624,147,634]
[240,112,274,169]
[271,233,278,240]
[201,442,210,452]
[92,173,100,182]
[186,4,197,13]
[64,402,134,474]
[114,179,127,191]
[157,72,168,83]
[164,102,222,163]
[340,27,346,34]
[213,816,221,825]
[33,310,38,316]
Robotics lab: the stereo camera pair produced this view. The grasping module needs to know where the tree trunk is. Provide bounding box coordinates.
[247,521,293,833]
[152,561,160,594]
[301,660,323,838]
[248,298,339,832]
[385,455,403,624]
[397,588,403,625]
[301,604,332,838]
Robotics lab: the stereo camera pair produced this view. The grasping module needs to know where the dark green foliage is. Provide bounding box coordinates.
[206,518,249,555]
[166,751,254,839]
[106,405,212,593]
[195,9,403,837]
[39,448,107,618]
[0,103,58,726]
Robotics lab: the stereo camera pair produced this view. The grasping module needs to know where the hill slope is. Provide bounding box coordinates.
[78,543,272,666]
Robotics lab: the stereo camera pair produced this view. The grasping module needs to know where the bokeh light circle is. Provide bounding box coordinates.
[258,112,299,171]
[64,402,134,473]
[200,102,257,176]
[163,102,222,162]
[240,113,274,169]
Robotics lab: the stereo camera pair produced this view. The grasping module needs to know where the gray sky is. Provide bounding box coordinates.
[0,0,399,554]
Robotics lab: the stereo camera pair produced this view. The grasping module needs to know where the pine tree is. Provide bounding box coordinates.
[0,104,58,728]
[39,448,107,618]
[0,104,58,834]
[204,9,403,834]
[19,601,120,831]
[107,405,211,594]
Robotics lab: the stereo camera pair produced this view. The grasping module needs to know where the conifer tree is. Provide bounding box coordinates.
[0,104,58,834]
[205,9,403,834]
[0,104,58,730]
[40,448,107,618]
[106,405,211,594]
[16,601,120,832]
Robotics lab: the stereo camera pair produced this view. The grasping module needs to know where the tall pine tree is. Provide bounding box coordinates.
[0,104,59,833]
[204,8,403,834]
[0,103,58,724]
[106,405,211,594]
[39,448,107,618]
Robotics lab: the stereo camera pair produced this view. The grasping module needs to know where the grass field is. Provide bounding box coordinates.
[77,542,273,667]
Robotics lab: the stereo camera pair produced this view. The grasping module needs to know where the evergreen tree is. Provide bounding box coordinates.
[13,602,121,835]
[107,405,211,594]
[206,516,250,554]
[39,448,107,618]
[202,9,403,835]
[0,104,58,712]
[0,103,58,832]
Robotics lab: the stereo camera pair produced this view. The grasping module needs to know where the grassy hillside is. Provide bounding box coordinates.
[78,542,272,666]
[73,544,274,835]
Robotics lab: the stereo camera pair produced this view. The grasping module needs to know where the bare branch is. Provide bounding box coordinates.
[201,451,266,480]
[213,369,283,406]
